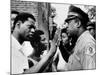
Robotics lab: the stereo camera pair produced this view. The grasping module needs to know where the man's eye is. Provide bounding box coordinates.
[28,25,35,29]
[28,26,31,29]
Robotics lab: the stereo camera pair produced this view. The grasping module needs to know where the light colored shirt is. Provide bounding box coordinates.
[54,47,68,71]
[22,41,33,57]
[67,31,96,70]
[11,36,29,74]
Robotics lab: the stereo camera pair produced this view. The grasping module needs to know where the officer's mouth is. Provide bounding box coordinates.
[28,34,34,38]
[66,30,69,34]
[67,31,70,37]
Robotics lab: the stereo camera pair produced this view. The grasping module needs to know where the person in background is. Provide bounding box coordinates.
[64,5,96,70]
[11,10,19,33]
[52,28,74,72]
[59,28,73,62]
[87,22,96,39]
[28,30,48,68]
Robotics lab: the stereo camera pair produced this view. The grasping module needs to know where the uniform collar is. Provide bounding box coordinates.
[12,35,22,50]
[76,30,95,45]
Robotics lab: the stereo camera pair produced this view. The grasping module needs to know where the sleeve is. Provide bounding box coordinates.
[82,42,96,70]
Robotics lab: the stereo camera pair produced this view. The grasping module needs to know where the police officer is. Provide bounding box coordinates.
[64,5,96,70]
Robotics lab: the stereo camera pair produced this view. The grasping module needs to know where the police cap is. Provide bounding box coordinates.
[65,5,89,26]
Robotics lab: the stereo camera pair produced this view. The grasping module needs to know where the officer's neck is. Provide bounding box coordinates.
[77,27,86,38]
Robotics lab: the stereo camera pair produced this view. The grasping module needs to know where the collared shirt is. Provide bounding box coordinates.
[22,41,33,57]
[67,31,96,70]
[11,36,29,74]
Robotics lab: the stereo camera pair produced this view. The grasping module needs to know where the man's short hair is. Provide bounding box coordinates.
[13,12,36,29]
[11,10,19,15]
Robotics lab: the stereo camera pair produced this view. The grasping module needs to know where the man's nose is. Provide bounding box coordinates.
[31,28,35,33]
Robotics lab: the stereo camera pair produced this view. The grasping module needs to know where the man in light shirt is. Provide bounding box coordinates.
[12,12,36,74]
[12,12,59,74]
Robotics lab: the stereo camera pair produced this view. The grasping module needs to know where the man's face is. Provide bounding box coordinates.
[40,34,48,47]
[66,19,78,37]
[19,18,36,41]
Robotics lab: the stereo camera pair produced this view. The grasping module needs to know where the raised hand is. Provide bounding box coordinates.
[51,28,61,46]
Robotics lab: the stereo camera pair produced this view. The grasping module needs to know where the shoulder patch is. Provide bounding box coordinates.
[85,43,95,56]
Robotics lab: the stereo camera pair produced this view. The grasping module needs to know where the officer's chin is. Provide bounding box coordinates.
[26,36,33,41]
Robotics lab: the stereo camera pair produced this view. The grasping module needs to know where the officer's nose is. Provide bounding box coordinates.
[65,23,68,29]
[66,23,69,27]
[65,24,69,33]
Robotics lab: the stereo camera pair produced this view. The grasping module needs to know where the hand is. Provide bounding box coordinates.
[51,29,60,45]
[49,29,61,53]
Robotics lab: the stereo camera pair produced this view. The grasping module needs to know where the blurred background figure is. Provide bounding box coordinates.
[59,28,74,62]
[11,10,19,33]
[27,29,60,73]
[52,28,75,72]
[28,30,48,68]
[87,22,96,39]
[87,6,96,22]
[49,6,57,40]
[61,28,69,46]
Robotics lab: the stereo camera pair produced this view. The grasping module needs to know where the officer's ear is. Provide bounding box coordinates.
[75,18,81,28]
[15,21,22,29]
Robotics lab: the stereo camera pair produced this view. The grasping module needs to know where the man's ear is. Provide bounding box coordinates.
[16,21,22,28]
[75,19,81,28]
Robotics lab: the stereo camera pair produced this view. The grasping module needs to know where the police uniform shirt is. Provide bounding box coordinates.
[11,36,29,74]
[67,30,96,70]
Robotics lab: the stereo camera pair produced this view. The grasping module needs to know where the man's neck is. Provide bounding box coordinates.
[12,31,24,45]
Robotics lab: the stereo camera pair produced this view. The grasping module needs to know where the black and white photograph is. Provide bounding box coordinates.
[11,0,96,74]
